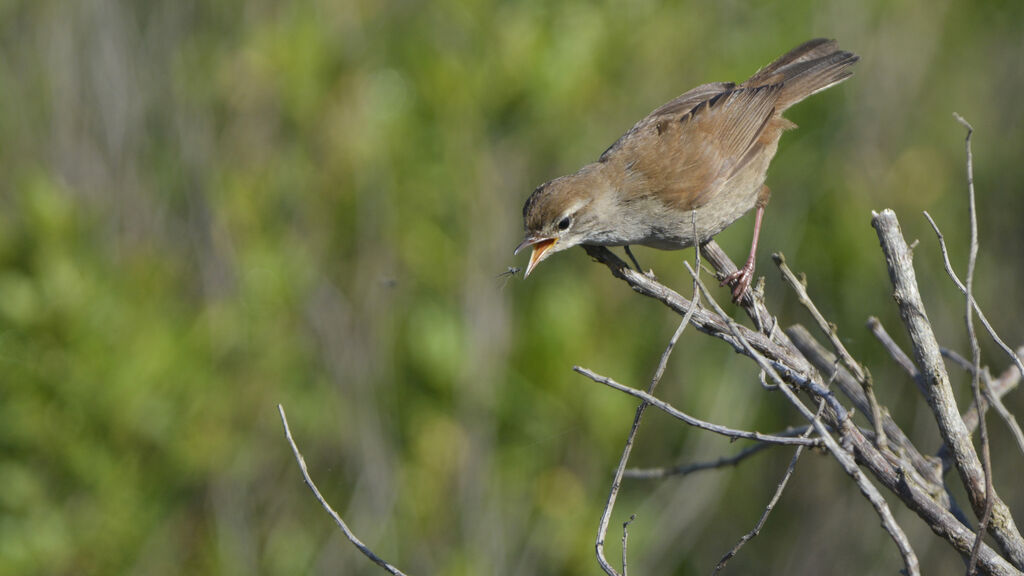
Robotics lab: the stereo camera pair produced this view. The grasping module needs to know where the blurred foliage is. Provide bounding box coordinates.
[1,0,1023,574]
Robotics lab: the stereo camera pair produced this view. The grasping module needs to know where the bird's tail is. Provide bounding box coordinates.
[744,38,859,111]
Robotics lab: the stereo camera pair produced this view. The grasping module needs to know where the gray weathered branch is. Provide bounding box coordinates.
[872,209,1024,568]
[582,238,1022,575]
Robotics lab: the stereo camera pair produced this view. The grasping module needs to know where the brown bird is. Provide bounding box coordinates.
[516,38,858,300]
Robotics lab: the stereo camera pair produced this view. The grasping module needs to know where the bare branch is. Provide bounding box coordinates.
[585,218,1021,574]
[701,240,773,331]
[714,401,825,574]
[576,367,822,447]
[787,325,946,495]
[774,252,887,450]
[867,316,921,383]
[954,112,995,575]
[922,210,1024,380]
[940,357,1024,464]
[626,445,772,480]
[943,347,977,373]
[582,245,814,380]
[683,262,920,576]
[935,353,1024,460]
[928,215,1024,466]
[983,380,1024,464]
[936,352,1024,458]
[278,405,409,576]
[872,209,1024,568]
[592,223,704,576]
[624,426,814,479]
[622,514,636,576]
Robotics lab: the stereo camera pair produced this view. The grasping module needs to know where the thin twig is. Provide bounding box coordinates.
[953,112,991,575]
[971,367,1024,464]
[582,244,813,380]
[714,400,826,574]
[591,316,692,576]
[278,405,408,576]
[935,353,1024,460]
[929,215,1024,465]
[576,367,822,447]
[867,316,921,382]
[774,252,887,451]
[592,218,703,576]
[625,444,772,480]
[873,209,1024,568]
[938,358,1024,468]
[943,347,976,373]
[622,514,636,576]
[983,379,1024,463]
[939,353,1024,459]
[922,210,1024,380]
[586,218,1020,574]
[624,426,814,479]
[787,324,946,495]
[684,262,921,576]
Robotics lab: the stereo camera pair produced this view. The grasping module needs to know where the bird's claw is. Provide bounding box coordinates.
[721,265,755,303]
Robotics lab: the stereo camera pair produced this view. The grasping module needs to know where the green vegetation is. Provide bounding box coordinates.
[1,1,1022,574]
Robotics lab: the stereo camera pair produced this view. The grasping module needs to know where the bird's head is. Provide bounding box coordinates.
[516,167,613,277]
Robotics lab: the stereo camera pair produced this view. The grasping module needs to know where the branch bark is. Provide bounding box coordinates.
[278,405,409,576]
[582,238,1023,575]
[872,209,1024,568]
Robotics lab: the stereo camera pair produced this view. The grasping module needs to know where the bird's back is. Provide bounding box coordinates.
[598,39,858,220]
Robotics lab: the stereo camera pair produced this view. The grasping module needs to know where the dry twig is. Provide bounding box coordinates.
[684,262,921,576]
[622,514,636,576]
[623,426,814,479]
[574,367,822,447]
[925,208,1024,377]
[787,325,946,496]
[583,230,1021,574]
[774,252,887,450]
[867,316,921,383]
[956,112,994,575]
[590,216,705,576]
[873,210,1024,568]
[938,358,1024,467]
[713,401,826,574]
[278,405,408,576]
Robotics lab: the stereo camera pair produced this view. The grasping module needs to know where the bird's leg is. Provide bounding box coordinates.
[722,186,770,301]
[623,245,646,275]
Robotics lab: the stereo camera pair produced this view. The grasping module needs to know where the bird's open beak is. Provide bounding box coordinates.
[514,236,557,278]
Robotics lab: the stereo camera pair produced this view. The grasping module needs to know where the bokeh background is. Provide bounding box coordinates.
[2,1,1023,574]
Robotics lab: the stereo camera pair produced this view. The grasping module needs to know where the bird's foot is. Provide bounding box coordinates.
[721,264,755,303]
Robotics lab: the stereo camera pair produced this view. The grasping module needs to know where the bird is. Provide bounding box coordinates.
[515,38,858,300]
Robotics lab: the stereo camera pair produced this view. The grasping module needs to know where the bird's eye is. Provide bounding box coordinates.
[557,216,571,230]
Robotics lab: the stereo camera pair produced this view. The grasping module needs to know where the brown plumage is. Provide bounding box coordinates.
[516,38,858,300]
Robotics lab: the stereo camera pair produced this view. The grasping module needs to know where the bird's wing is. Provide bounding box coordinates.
[605,83,783,211]
[647,81,738,119]
[599,82,735,162]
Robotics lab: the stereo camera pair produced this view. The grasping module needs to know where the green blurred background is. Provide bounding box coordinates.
[1,1,1022,574]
